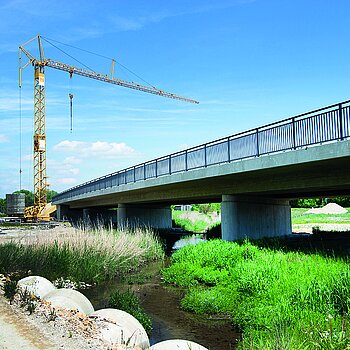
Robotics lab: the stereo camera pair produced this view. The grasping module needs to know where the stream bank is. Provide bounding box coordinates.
[84,259,239,350]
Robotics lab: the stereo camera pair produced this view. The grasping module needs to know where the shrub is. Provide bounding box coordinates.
[109,290,152,334]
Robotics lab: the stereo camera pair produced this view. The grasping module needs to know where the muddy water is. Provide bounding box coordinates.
[83,259,239,349]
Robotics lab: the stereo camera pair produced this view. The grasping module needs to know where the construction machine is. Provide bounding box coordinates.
[19,35,198,221]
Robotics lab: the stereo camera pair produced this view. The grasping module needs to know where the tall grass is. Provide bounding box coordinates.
[162,239,350,349]
[172,210,220,233]
[0,225,164,283]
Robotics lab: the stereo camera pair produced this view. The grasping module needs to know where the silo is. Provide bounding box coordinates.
[6,193,25,216]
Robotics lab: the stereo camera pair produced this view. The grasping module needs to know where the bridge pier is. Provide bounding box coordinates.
[56,204,69,221]
[221,195,292,241]
[56,205,116,225]
[56,204,83,222]
[117,203,172,229]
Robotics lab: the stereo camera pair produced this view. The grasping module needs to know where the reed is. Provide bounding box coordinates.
[0,225,164,284]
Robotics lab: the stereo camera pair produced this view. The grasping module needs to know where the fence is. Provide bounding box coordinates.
[53,100,350,202]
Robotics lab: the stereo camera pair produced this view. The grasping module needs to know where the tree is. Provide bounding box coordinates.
[46,190,58,203]
[0,198,6,215]
[191,203,221,214]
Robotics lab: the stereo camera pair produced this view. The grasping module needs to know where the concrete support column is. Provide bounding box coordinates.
[88,208,117,226]
[56,205,84,223]
[117,204,127,228]
[221,195,292,241]
[56,205,70,221]
[83,209,90,222]
[117,203,172,229]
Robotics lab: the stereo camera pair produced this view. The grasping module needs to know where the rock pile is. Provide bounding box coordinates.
[305,203,348,215]
[12,275,208,350]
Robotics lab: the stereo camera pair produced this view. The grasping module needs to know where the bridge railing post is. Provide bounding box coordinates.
[204,144,207,167]
[185,150,188,171]
[339,103,344,140]
[155,159,158,178]
[256,128,260,156]
[144,163,146,180]
[292,117,296,150]
[133,166,136,182]
[227,137,231,162]
[169,155,172,175]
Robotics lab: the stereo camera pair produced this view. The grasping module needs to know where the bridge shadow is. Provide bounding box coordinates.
[252,232,350,259]
[206,224,350,258]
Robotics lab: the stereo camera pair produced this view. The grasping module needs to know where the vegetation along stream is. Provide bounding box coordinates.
[83,259,238,349]
[2,201,350,349]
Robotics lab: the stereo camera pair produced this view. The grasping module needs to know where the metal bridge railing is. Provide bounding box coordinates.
[53,100,350,202]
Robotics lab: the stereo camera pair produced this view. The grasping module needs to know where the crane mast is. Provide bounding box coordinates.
[33,63,47,216]
[19,35,198,221]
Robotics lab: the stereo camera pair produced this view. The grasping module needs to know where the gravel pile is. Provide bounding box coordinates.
[305,203,348,215]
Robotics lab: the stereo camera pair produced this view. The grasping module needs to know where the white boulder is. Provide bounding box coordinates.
[18,276,56,298]
[91,308,149,348]
[43,288,94,315]
[150,339,208,350]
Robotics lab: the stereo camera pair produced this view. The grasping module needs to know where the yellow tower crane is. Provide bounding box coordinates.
[19,34,198,221]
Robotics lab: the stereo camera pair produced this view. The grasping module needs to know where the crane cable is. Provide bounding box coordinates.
[18,50,23,191]
[40,36,161,133]
[41,37,95,72]
[69,77,73,133]
[41,36,158,90]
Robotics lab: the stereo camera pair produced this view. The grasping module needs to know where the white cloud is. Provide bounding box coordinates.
[0,134,8,143]
[55,177,77,185]
[0,96,33,112]
[63,156,81,165]
[53,140,137,159]
[22,154,32,161]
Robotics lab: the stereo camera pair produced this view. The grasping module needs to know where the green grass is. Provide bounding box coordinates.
[173,208,350,236]
[162,239,350,349]
[172,210,219,233]
[0,225,164,284]
[292,211,350,225]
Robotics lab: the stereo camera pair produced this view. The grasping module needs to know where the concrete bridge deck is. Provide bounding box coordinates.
[53,100,350,241]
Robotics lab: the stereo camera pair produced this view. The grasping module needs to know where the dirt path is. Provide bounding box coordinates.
[0,297,57,350]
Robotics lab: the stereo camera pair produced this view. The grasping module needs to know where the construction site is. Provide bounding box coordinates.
[1,3,350,350]
[1,35,198,224]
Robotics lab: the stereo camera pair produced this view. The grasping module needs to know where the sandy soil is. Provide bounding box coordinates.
[0,296,57,350]
[0,290,107,350]
[293,223,350,234]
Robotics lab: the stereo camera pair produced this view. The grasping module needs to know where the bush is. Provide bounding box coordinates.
[2,277,18,303]
[109,290,152,334]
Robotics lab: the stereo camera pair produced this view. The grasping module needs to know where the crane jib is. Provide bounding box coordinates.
[45,59,199,104]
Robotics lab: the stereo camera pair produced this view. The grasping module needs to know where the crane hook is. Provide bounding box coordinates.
[69,93,73,133]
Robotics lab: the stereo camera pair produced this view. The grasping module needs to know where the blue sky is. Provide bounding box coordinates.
[1,0,350,197]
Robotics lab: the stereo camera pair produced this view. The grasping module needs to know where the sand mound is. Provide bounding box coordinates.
[306,203,348,215]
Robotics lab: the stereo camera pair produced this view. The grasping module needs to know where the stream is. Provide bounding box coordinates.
[83,234,239,350]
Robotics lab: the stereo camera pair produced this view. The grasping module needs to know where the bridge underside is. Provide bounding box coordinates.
[55,140,350,241]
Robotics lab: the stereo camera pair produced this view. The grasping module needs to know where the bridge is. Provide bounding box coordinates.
[53,100,350,241]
